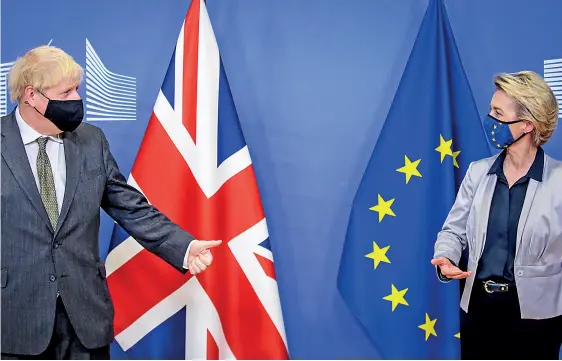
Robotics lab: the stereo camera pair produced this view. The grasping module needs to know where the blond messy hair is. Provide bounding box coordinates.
[494,71,558,146]
[8,45,83,102]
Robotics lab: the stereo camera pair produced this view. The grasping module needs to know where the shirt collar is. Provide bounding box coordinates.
[15,107,63,145]
[487,146,544,182]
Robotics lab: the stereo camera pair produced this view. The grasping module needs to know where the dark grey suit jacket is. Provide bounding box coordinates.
[1,110,194,355]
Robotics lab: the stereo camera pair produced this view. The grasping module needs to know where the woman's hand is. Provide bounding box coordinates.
[431,257,472,279]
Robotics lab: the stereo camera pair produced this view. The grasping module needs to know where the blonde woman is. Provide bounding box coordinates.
[432,71,561,359]
[2,46,221,359]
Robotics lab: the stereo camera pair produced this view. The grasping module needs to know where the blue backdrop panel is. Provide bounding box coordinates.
[2,0,561,358]
[446,0,562,158]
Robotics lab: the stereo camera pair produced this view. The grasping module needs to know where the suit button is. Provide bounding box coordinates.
[53,243,59,249]
[49,275,56,282]
[517,270,524,277]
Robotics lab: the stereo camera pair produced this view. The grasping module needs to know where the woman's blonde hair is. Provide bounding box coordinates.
[494,71,558,146]
[8,45,83,102]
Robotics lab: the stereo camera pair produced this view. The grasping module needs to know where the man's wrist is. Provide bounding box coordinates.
[183,240,196,269]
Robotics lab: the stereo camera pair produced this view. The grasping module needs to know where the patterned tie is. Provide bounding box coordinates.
[37,137,59,229]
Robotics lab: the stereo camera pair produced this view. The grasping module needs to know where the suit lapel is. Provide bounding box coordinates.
[515,180,539,258]
[1,111,53,232]
[476,175,497,258]
[515,151,547,257]
[54,133,81,237]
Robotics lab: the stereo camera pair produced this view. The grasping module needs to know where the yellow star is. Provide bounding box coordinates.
[396,155,422,184]
[369,194,396,222]
[454,332,460,339]
[494,124,498,129]
[435,135,453,162]
[452,151,460,168]
[365,241,390,269]
[418,313,437,340]
[382,284,409,311]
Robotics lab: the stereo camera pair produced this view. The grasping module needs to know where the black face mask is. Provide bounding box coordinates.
[33,91,84,132]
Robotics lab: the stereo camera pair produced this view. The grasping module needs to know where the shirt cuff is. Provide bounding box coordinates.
[183,241,195,269]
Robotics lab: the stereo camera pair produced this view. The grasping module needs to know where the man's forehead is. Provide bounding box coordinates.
[51,78,81,90]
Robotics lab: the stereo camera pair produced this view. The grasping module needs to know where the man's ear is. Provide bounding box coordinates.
[23,86,36,106]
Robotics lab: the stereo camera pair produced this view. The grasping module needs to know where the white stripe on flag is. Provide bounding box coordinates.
[254,243,274,262]
[115,280,193,350]
[194,0,221,194]
[106,175,148,277]
[184,277,236,360]
[106,237,143,277]
[228,219,288,349]
[154,89,198,168]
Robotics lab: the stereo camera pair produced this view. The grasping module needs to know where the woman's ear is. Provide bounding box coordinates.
[524,120,535,134]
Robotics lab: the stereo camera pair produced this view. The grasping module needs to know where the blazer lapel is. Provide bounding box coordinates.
[54,133,81,237]
[1,111,53,232]
[515,180,539,258]
[476,175,497,258]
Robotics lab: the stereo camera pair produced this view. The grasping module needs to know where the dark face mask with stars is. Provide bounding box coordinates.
[482,114,527,150]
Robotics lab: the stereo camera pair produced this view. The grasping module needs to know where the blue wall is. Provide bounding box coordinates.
[2,0,561,358]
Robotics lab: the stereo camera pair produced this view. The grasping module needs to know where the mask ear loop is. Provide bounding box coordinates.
[23,88,47,105]
[488,114,523,125]
[515,117,534,144]
[504,131,528,149]
[36,90,51,101]
[23,89,49,117]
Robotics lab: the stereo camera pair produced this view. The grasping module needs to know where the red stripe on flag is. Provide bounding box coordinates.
[108,250,190,335]
[182,0,199,142]
[255,253,277,280]
[207,330,219,360]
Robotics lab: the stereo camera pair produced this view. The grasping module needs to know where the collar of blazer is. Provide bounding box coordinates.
[2,109,82,236]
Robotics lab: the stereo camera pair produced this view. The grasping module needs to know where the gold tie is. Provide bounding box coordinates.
[36,137,59,229]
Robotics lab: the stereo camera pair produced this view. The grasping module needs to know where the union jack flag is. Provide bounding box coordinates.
[105,0,289,358]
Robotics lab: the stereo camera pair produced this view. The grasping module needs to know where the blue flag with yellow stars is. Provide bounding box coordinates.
[337,0,491,359]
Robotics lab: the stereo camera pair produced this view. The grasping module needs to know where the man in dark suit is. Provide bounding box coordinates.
[1,45,221,359]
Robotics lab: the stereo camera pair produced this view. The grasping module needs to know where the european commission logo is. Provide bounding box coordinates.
[0,61,15,116]
[544,58,562,118]
[0,39,136,121]
[85,39,137,121]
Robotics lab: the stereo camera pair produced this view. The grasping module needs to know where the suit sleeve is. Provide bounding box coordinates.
[433,162,475,282]
[99,129,193,273]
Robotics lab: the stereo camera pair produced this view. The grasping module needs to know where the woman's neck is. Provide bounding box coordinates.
[505,140,537,171]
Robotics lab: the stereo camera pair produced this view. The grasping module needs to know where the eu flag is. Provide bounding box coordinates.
[337,0,490,358]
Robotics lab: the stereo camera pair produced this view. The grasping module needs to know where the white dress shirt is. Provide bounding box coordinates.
[15,108,66,213]
[15,108,192,270]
